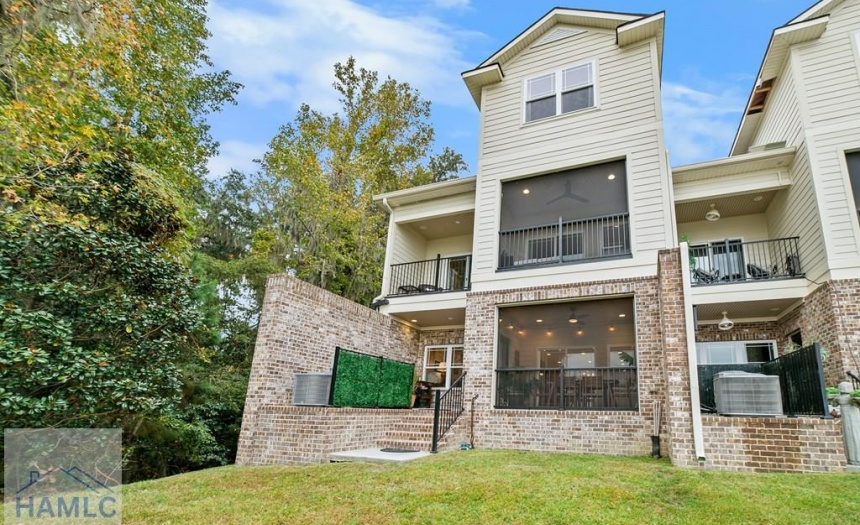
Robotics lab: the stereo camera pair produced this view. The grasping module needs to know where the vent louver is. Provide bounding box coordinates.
[293,373,332,406]
[533,27,585,47]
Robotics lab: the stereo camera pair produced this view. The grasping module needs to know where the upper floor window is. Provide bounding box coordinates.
[524,62,595,123]
[846,151,860,220]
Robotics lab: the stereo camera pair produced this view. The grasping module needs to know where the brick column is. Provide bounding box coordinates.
[657,248,697,466]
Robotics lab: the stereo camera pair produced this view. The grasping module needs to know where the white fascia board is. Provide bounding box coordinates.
[673,170,792,203]
[690,280,810,305]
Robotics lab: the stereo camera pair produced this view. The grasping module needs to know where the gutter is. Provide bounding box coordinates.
[371,198,395,308]
[679,242,706,462]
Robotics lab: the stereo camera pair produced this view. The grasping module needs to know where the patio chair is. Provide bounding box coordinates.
[418,284,442,293]
[397,284,420,294]
[693,268,718,284]
[747,263,771,279]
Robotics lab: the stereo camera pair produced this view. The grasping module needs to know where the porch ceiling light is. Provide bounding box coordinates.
[705,204,721,222]
[568,315,578,323]
[718,311,734,331]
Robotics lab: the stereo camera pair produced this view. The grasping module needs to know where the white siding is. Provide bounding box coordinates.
[472,27,670,291]
[750,61,803,149]
[792,0,860,278]
[678,214,770,245]
[425,234,473,259]
[390,224,425,266]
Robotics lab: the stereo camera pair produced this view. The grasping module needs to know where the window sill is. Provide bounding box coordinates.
[521,104,600,129]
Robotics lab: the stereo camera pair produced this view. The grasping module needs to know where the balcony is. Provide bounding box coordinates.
[498,213,631,270]
[495,367,638,410]
[387,254,472,297]
[689,237,803,286]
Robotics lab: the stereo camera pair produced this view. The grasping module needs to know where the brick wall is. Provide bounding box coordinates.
[700,415,845,472]
[657,249,697,467]
[246,406,417,464]
[695,322,779,343]
[236,275,421,465]
[463,275,666,457]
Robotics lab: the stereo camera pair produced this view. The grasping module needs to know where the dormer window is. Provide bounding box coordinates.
[524,62,595,123]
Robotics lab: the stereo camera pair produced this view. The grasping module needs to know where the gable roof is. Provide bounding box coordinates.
[730,0,845,155]
[461,8,665,108]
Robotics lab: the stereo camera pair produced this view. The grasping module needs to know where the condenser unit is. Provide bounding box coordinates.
[293,373,331,406]
[714,371,783,416]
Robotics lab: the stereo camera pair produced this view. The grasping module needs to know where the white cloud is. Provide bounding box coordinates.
[207,0,478,112]
[661,81,747,165]
[431,0,470,9]
[206,140,266,179]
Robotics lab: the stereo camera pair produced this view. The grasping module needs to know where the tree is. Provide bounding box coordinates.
[427,146,468,182]
[255,57,467,304]
[0,152,201,428]
[0,0,240,195]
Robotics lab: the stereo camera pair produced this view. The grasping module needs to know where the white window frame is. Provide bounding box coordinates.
[696,340,777,365]
[523,60,598,123]
[423,345,464,389]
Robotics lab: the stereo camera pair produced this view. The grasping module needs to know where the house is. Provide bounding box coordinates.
[238,1,860,472]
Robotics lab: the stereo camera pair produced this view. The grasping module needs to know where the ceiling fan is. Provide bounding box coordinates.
[567,306,590,325]
[546,179,590,204]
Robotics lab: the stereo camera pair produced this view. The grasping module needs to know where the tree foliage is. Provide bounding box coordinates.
[0,153,200,427]
[0,0,240,192]
[255,57,467,304]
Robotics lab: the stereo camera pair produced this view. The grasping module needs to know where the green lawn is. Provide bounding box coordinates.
[124,450,859,525]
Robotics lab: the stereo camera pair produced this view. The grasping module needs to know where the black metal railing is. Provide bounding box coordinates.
[431,372,466,453]
[690,237,803,286]
[848,371,860,390]
[697,343,829,417]
[498,213,630,270]
[388,254,471,296]
[495,367,638,410]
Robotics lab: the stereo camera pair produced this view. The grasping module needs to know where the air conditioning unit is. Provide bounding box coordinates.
[714,371,783,416]
[293,373,331,406]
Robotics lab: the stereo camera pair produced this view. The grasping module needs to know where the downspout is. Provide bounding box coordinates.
[679,242,706,462]
[371,197,396,308]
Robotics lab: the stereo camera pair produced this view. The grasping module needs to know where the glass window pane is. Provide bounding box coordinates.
[562,64,591,90]
[565,349,595,368]
[452,348,463,366]
[846,151,860,216]
[561,86,594,113]
[527,73,555,99]
[705,343,736,364]
[526,96,557,121]
[745,343,772,363]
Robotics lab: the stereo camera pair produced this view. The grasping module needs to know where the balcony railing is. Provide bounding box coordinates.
[689,237,803,286]
[498,213,631,270]
[495,367,638,410]
[388,254,471,297]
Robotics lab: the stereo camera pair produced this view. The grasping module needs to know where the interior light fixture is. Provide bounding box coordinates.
[568,315,578,324]
[753,196,763,202]
[411,319,418,323]
[522,188,530,195]
[705,204,721,222]
[608,325,616,332]
[576,330,584,336]
[718,311,734,331]
[608,173,616,180]
[618,313,626,318]
[536,319,543,323]
[517,329,525,335]
[507,324,514,330]
[546,331,552,336]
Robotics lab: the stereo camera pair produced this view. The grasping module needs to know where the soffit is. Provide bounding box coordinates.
[673,148,795,184]
[695,298,800,323]
[675,192,777,224]
[403,211,474,240]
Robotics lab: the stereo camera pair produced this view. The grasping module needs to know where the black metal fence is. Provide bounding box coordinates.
[697,343,829,417]
[848,370,860,390]
[690,237,802,286]
[498,213,630,270]
[388,254,471,296]
[495,367,638,410]
[431,372,466,453]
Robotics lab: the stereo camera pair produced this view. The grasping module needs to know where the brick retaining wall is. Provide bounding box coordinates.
[700,415,845,472]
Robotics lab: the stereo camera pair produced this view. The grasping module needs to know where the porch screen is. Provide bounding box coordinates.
[329,347,414,408]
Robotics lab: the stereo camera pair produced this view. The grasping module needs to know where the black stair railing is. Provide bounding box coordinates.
[431,372,466,453]
[848,370,860,390]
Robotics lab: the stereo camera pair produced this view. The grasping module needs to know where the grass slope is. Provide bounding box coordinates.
[125,450,859,525]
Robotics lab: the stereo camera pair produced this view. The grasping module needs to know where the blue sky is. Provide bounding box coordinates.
[204,0,815,178]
